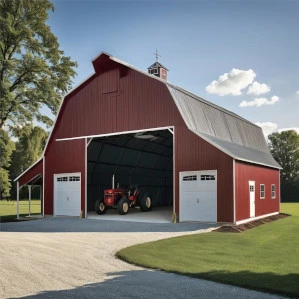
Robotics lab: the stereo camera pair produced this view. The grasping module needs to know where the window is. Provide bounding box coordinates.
[183,175,197,181]
[260,184,265,199]
[271,184,276,198]
[201,175,215,181]
[149,68,158,75]
[57,177,68,182]
[249,185,254,192]
[69,176,80,182]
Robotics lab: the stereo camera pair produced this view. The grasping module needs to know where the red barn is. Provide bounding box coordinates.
[15,52,281,224]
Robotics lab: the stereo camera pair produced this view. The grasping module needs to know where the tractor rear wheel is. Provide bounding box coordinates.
[95,199,107,215]
[118,196,130,215]
[140,193,152,212]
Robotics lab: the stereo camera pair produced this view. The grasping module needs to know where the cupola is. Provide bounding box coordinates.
[147,50,168,80]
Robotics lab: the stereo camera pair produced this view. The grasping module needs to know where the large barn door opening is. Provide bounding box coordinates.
[86,128,173,222]
[179,170,217,222]
[54,173,81,216]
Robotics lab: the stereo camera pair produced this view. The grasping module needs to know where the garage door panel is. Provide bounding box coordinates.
[54,173,81,217]
[180,170,217,222]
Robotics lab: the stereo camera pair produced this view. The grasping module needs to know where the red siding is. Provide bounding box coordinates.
[44,139,85,215]
[175,127,234,222]
[235,162,280,222]
[52,68,185,140]
[19,159,43,187]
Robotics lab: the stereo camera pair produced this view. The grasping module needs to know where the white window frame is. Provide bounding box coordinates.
[271,184,276,199]
[260,184,265,199]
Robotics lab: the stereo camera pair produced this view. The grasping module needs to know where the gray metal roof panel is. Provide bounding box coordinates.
[168,85,280,169]
[198,133,282,169]
[168,85,270,150]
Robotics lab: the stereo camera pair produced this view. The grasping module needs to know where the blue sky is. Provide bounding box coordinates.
[48,0,299,137]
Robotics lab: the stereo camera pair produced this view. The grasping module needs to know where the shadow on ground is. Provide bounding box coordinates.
[0,217,218,233]
[13,270,288,299]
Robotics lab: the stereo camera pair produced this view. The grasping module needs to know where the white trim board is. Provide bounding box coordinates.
[56,126,174,142]
[235,212,279,225]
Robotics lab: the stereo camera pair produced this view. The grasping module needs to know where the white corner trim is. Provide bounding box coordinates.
[235,212,279,225]
[87,137,93,147]
[85,138,87,218]
[43,156,45,218]
[233,159,236,223]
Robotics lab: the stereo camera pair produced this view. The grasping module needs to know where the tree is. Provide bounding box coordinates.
[9,124,48,199]
[268,130,299,202]
[0,129,14,199]
[0,0,77,132]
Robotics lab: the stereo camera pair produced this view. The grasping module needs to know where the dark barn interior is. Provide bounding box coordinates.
[87,129,173,211]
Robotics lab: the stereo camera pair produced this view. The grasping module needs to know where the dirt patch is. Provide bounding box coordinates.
[215,213,290,233]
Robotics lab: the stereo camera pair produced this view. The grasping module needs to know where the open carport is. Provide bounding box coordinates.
[87,128,174,222]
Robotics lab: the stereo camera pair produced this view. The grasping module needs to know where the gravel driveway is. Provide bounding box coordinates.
[0,218,285,299]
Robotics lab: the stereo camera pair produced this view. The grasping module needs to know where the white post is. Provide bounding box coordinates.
[112,174,115,189]
[17,181,19,220]
[28,185,31,217]
[40,185,42,216]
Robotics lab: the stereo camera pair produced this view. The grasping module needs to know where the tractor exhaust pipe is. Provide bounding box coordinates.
[112,174,115,189]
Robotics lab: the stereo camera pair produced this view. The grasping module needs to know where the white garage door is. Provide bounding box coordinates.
[54,173,81,216]
[179,170,217,222]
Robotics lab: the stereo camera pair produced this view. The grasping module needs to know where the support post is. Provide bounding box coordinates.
[17,181,20,220]
[40,185,43,216]
[28,185,31,217]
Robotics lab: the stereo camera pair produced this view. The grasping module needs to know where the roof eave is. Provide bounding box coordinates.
[190,129,282,170]
[14,157,43,182]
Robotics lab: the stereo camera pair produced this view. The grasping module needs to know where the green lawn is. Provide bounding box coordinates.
[0,200,41,222]
[117,203,299,297]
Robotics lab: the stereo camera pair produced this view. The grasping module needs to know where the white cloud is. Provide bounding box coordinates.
[296,91,299,95]
[239,95,279,108]
[278,127,299,134]
[247,81,270,95]
[255,122,278,138]
[206,68,256,96]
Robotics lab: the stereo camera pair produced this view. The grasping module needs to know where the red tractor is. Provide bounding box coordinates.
[94,176,152,215]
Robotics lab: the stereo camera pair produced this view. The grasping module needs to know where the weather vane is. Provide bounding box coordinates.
[154,49,161,62]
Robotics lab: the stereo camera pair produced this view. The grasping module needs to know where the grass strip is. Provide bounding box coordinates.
[117,203,299,297]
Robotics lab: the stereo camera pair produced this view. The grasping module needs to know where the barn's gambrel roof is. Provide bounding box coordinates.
[106,52,280,169]
[167,85,281,169]
[43,51,280,170]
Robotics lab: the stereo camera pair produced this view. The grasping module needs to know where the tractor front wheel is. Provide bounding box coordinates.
[118,196,130,215]
[140,193,152,212]
[95,199,107,215]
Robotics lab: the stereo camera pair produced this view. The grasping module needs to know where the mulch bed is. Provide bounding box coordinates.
[215,213,290,233]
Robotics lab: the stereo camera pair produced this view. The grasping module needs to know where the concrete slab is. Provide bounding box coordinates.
[88,206,173,223]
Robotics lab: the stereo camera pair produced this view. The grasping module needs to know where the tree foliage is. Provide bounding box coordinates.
[0,0,77,132]
[9,124,48,199]
[268,130,299,184]
[0,129,14,198]
[268,130,299,202]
